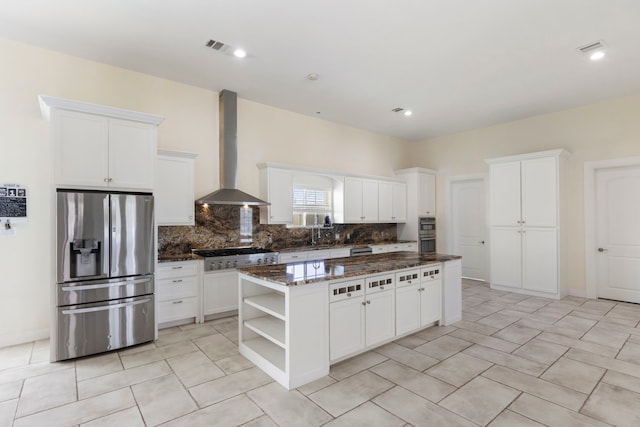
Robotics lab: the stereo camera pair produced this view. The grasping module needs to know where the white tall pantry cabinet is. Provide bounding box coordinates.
[487,149,569,298]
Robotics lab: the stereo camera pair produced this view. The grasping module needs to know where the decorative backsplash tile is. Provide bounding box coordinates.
[158,204,398,256]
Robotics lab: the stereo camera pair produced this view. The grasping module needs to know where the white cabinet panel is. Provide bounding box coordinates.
[490,227,522,289]
[521,157,557,227]
[365,290,395,346]
[108,119,157,190]
[378,181,393,222]
[523,228,558,293]
[419,172,436,217]
[203,270,239,316]
[279,252,308,263]
[490,161,521,227]
[362,179,379,222]
[53,110,109,187]
[395,284,421,335]
[420,281,441,326]
[329,296,365,360]
[259,167,293,224]
[378,181,407,223]
[157,152,196,226]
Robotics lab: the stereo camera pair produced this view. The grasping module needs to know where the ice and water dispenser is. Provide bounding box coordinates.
[69,239,101,278]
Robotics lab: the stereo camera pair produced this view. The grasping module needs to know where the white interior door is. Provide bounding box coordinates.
[451,179,487,280]
[595,166,640,303]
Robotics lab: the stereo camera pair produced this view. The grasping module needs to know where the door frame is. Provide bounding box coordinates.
[445,173,489,281]
[584,156,640,299]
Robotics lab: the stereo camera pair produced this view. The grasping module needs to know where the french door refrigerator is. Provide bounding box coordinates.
[54,190,155,361]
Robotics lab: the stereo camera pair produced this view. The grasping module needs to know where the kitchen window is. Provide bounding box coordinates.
[292,186,332,227]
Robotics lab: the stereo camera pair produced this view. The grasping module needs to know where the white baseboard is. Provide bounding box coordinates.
[568,288,588,298]
[0,328,50,349]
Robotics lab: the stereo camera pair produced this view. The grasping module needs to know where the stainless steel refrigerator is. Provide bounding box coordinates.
[54,190,155,361]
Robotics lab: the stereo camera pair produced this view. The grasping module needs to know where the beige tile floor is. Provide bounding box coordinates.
[3,280,640,426]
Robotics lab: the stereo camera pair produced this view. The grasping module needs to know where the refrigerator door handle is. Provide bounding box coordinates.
[61,298,152,315]
[61,277,152,292]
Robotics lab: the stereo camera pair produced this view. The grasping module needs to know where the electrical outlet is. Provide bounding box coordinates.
[347,233,351,240]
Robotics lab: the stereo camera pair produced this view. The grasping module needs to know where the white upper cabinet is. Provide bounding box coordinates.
[490,156,558,227]
[40,95,164,191]
[259,166,293,224]
[157,150,197,226]
[378,180,407,223]
[345,177,378,223]
[418,172,436,217]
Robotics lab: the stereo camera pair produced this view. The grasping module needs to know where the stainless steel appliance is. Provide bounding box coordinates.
[54,190,155,361]
[193,247,279,272]
[419,216,436,254]
[350,247,373,256]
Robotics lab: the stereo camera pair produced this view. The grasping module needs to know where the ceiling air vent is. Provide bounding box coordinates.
[205,39,230,53]
[577,40,606,56]
[392,107,404,113]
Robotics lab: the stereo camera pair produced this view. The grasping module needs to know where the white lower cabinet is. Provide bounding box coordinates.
[395,266,441,336]
[203,270,239,316]
[157,261,201,326]
[329,274,395,362]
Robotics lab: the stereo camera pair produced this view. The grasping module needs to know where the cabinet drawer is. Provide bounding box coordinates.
[366,273,395,293]
[279,253,308,263]
[420,264,441,282]
[157,276,198,301]
[330,279,365,302]
[157,262,199,279]
[371,246,387,254]
[395,269,420,287]
[158,297,197,324]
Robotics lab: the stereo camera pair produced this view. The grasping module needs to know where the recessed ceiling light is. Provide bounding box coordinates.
[307,73,320,81]
[590,51,605,61]
[233,49,247,58]
[403,110,413,116]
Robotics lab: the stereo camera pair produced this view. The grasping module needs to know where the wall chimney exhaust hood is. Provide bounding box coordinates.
[196,90,269,206]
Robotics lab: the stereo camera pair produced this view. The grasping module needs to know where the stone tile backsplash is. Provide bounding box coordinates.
[158,205,398,256]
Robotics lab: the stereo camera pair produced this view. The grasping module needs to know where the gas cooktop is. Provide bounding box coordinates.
[192,247,279,271]
[192,247,274,257]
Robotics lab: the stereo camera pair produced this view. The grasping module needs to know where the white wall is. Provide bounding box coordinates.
[0,37,408,347]
[408,93,640,296]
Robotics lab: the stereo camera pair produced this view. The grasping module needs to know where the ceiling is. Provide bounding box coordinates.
[1,1,640,141]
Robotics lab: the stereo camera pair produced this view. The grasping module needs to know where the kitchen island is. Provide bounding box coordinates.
[237,252,462,389]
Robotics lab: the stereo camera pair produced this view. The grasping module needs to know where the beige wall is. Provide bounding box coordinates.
[407,93,640,295]
[0,37,407,346]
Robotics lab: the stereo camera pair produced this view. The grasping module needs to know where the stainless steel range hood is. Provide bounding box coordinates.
[196,90,269,206]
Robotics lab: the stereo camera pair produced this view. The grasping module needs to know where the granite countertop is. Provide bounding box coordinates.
[158,254,203,263]
[276,240,416,253]
[238,252,460,286]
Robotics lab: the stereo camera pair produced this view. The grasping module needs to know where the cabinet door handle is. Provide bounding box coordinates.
[346,292,351,297]
[380,285,384,290]
[173,300,183,304]
[172,279,183,283]
[479,241,485,244]
[361,301,367,306]
[598,247,608,253]
[104,178,109,183]
[171,266,183,270]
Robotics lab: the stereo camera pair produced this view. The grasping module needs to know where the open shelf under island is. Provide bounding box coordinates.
[237,252,462,389]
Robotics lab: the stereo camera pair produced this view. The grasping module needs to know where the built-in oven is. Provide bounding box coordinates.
[419,216,436,236]
[419,236,436,254]
[419,216,436,253]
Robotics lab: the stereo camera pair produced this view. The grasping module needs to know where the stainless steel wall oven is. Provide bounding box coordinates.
[419,216,436,254]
